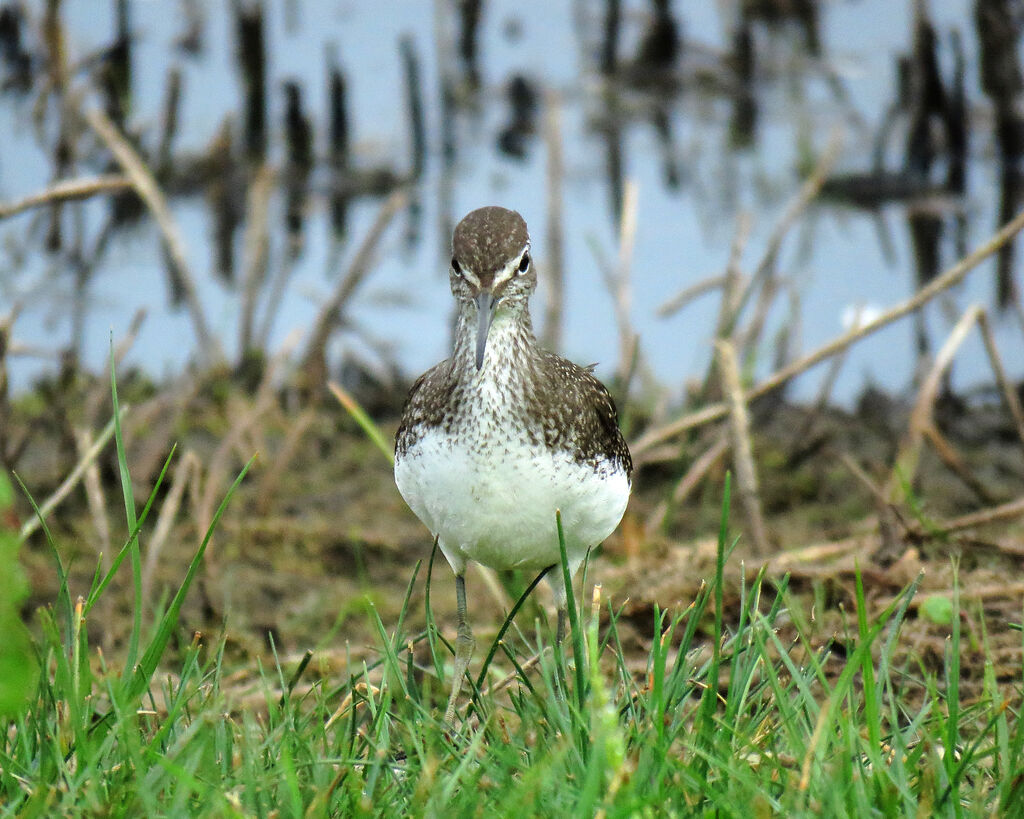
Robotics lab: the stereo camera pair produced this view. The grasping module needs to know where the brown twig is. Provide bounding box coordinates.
[887,304,981,502]
[19,406,128,541]
[934,495,1024,533]
[143,449,201,600]
[921,421,998,505]
[838,452,903,562]
[977,309,1024,450]
[717,339,768,556]
[254,408,317,514]
[74,427,111,565]
[632,207,1024,457]
[542,89,565,351]
[657,273,732,318]
[645,432,729,533]
[84,106,223,362]
[238,163,275,356]
[607,179,639,386]
[197,331,300,542]
[0,174,132,220]
[301,189,407,387]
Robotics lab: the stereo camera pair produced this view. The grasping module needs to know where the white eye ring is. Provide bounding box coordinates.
[517,252,530,274]
[451,257,463,277]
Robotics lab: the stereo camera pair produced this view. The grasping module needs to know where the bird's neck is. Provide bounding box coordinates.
[452,302,538,381]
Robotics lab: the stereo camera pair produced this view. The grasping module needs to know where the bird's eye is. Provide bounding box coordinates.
[451,257,462,276]
[517,252,530,273]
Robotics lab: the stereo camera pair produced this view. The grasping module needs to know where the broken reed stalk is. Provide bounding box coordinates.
[19,405,128,541]
[937,494,1024,532]
[400,36,426,179]
[921,421,997,504]
[0,174,133,220]
[977,309,1024,449]
[238,164,275,357]
[84,106,223,363]
[887,304,983,503]
[608,178,639,386]
[838,451,903,559]
[686,211,752,402]
[254,407,317,514]
[716,339,769,556]
[720,131,841,345]
[632,206,1024,457]
[542,89,565,352]
[74,427,111,565]
[196,330,301,543]
[156,66,182,177]
[657,273,731,318]
[142,449,200,600]
[645,432,729,534]
[301,189,408,387]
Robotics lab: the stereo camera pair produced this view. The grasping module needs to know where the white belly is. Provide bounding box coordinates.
[395,426,630,576]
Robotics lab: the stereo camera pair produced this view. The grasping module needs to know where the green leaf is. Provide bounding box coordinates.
[920,594,954,626]
[0,470,38,716]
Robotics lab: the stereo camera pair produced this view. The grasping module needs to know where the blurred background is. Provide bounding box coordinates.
[3,0,1024,676]
[2,0,1021,403]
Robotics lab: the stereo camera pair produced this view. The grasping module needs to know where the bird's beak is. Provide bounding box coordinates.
[475,291,497,370]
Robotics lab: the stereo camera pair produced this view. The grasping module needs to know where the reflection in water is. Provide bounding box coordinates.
[0,0,1021,403]
[977,0,1024,308]
[283,80,313,259]
[236,2,267,161]
[326,42,350,240]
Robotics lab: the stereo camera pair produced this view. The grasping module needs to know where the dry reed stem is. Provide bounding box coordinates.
[715,212,752,335]
[197,331,300,541]
[672,433,730,504]
[0,174,132,220]
[143,449,201,600]
[838,452,903,560]
[935,495,1024,532]
[887,304,982,502]
[657,273,732,318]
[737,271,783,366]
[977,310,1024,450]
[301,189,408,383]
[127,372,201,486]
[542,89,565,351]
[751,131,842,285]
[609,179,639,385]
[19,406,128,541]
[74,427,111,565]
[255,407,317,514]
[718,132,840,356]
[239,163,275,356]
[480,650,547,699]
[898,582,1024,610]
[838,453,892,511]
[645,433,729,534]
[632,207,1024,457]
[765,536,871,571]
[84,107,223,362]
[921,421,997,505]
[717,339,769,556]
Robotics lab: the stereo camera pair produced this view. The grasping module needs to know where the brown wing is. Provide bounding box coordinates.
[531,351,633,478]
[395,359,455,458]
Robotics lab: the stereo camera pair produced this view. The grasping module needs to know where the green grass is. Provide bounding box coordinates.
[3,380,1024,817]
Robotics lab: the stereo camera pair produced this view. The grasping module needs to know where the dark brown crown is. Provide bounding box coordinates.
[452,207,529,287]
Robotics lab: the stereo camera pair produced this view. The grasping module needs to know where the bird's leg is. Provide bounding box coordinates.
[556,605,567,645]
[443,574,475,726]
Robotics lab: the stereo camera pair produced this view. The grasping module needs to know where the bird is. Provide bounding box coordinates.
[394,206,632,724]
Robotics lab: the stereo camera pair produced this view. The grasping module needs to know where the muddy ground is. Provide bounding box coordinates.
[10,368,1024,709]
